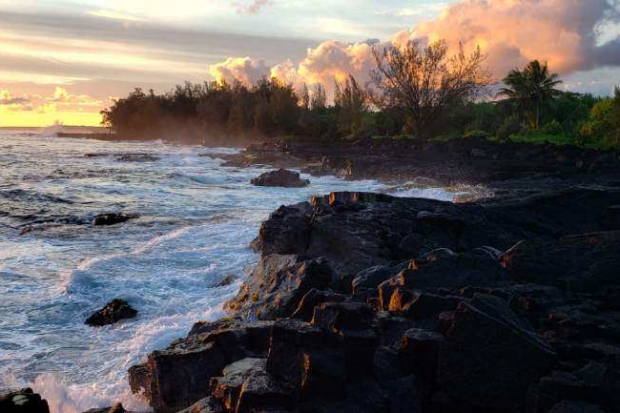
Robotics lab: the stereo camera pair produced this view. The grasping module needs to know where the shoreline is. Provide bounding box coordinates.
[5,136,620,413]
[123,139,620,412]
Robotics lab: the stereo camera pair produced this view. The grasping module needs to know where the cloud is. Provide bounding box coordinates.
[0,87,102,113]
[235,0,274,15]
[0,89,30,105]
[209,57,271,85]
[408,0,620,77]
[210,0,620,93]
[87,9,145,23]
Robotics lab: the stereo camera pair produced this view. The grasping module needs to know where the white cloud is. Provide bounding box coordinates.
[87,9,145,22]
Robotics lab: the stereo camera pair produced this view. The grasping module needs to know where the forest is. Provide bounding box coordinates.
[101,41,620,150]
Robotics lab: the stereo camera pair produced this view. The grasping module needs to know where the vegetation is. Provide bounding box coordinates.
[102,42,620,151]
[370,40,490,139]
[499,60,562,129]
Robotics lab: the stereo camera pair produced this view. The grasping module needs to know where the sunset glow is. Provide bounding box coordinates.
[1,0,619,126]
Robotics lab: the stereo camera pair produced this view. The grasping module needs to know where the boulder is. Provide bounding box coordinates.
[0,389,50,413]
[437,294,557,412]
[250,169,309,188]
[85,299,137,326]
[92,213,139,226]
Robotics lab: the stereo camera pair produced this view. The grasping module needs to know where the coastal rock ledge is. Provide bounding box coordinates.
[128,189,620,413]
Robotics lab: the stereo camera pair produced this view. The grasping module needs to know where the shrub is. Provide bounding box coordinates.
[463,130,491,139]
[496,115,521,140]
[541,120,563,135]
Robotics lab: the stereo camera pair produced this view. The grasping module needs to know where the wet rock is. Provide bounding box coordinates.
[209,358,266,412]
[128,320,274,413]
[437,294,557,412]
[92,212,139,226]
[116,153,160,162]
[250,203,313,255]
[225,255,332,320]
[85,299,137,326]
[0,389,50,413]
[250,169,309,188]
[216,275,236,287]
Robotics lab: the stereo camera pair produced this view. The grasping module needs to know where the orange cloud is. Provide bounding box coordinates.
[209,0,620,91]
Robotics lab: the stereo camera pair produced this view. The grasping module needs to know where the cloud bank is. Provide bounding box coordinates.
[210,0,620,91]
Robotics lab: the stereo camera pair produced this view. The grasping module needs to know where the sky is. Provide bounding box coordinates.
[1,0,620,127]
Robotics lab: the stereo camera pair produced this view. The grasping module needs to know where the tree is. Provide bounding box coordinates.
[334,75,369,136]
[370,40,490,139]
[499,60,562,129]
[310,84,327,110]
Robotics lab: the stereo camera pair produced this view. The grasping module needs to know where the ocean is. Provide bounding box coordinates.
[0,132,459,412]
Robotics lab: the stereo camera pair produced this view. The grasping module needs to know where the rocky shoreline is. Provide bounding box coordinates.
[125,183,620,413]
[4,139,620,413]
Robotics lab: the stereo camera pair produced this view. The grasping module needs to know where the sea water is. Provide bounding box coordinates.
[0,132,460,412]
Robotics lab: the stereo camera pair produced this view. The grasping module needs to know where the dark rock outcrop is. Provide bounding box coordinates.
[250,169,309,188]
[0,389,50,413]
[85,299,138,326]
[127,189,620,413]
[92,213,139,226]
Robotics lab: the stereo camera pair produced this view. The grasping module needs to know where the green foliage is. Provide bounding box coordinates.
[541,120,562,135]
[496,115,522,141]
[499,60,562,129]
[577,89,620,149]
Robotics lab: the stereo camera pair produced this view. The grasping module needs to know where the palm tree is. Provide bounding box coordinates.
[499,60,562,129]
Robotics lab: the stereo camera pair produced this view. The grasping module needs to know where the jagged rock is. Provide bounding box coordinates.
[291,289,347,322]
[128,320,274,413]
[250,203,313,255]
[501,231,620,292]
[225,255,332,320]
[311,302,375,333]
[92,212,139,226]
[398,328,445,388]
[437,294,557,412]
[235,368,294,413]
[0,389,50,413]
[250,169,309,188]
[300,350,346,400]
[85,299,137,326]
[209,358,266,412]
[352,263,407,293]
[377,250,506,311]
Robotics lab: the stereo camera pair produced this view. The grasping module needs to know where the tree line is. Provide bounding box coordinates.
[101,40,620,150]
